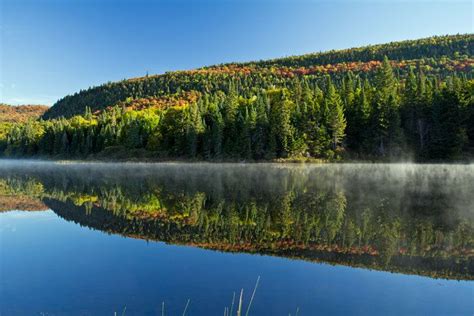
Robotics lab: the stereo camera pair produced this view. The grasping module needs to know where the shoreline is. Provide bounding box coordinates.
[0,156,472,165]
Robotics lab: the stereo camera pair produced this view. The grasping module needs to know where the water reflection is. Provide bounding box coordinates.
[1,162,473,280]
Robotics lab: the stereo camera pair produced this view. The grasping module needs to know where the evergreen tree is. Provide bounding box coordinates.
[371,56,403,155]
[325,78,347,152]
[268,90,294,157]
[428,88,467,159]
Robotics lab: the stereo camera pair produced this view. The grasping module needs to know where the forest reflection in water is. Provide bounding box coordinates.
[1,161,473,280]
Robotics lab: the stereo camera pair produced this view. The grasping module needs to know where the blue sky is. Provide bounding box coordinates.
[0,0,472,106]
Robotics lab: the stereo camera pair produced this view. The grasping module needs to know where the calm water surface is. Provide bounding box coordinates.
[0,161,473,315]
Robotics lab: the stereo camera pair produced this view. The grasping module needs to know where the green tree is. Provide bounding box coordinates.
[324,78,347,152]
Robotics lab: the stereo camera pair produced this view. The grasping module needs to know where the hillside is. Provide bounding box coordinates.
[2,34,473,161]
[42,34,473,120]
[0,104,49,123]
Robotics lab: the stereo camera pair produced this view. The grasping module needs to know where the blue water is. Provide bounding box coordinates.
[1,210,473,316]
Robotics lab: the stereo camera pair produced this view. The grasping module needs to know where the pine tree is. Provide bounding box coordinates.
[222,90,239,155]
[268,90,294,158]
[204,101,224,158]
[185,102,204,157]
[371,56,403,156]
[253,94,269,159]
[325,78,347,152]
[346,85,370,153]
[428,88,467,159]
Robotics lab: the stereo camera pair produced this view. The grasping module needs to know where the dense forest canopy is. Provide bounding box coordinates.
[1,34,473,161]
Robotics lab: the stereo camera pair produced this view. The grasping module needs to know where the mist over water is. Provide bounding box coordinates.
[1,159,473,216]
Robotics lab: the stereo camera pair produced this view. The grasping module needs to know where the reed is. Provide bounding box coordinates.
[245,276,260,316]
[182,299,190,316]
[114,276,287,315]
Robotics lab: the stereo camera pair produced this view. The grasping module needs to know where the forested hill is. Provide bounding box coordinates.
[43,34,473,120]
[2,34,473,161]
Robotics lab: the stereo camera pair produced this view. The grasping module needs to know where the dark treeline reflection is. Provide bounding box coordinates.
[1,162,473,279]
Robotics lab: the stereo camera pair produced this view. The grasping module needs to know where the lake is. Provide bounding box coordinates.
[0,161,473,315]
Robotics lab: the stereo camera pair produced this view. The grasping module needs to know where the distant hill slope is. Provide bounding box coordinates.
[0,104,49,123]
[235,34,473,68]
[43,34,473,120]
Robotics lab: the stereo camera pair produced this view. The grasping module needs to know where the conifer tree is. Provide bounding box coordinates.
[325,78,347,151]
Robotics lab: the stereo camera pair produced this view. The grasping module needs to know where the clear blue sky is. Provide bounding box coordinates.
[0,0,472,106]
